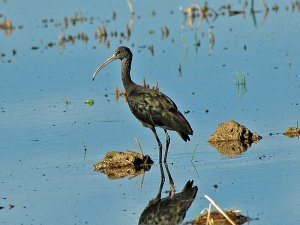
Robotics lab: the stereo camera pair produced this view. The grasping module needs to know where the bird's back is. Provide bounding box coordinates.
[127,86,193,140]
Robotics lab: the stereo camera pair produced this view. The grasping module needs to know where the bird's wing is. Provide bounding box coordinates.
[127,88,182,129]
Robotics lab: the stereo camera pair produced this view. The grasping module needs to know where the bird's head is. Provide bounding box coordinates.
[113,46,132,60]
[92,46,132,80]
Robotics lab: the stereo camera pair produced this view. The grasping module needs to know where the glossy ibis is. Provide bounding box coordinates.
[139,164,198,225]
[92,46,193,163]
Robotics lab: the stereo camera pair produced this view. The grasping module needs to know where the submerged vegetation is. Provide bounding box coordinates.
[234,71,247,96]
[84,98,94,106]
[2,1,300,63]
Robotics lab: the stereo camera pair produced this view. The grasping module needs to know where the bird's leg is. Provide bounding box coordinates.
[163,129,170,163]
[164,163,175,197]
[151,127,163,163]
[152,163,165,204]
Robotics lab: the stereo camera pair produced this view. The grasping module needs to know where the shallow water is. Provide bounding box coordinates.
[1,0,300,224]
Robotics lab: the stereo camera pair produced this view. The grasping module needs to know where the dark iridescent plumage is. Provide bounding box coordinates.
[139,180,198,225]
[92,46,193,163]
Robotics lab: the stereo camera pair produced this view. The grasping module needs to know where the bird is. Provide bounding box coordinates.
[139,180,198,225]
[92,46,193,163]
[139,164,198,225]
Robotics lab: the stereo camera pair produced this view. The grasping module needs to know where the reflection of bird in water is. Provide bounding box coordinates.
[92,46,193,163]
[138,164,198,225]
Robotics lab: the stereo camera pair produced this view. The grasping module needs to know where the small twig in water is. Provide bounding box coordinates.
[178,62,182,78]
[206,203,212,225]
[209,29,215,49]
[135,138,143,154]
[140,172,145,190]
[191,161,200,178]
[191,146,197,162]
[127,0,135,15]
[82,141,87,160]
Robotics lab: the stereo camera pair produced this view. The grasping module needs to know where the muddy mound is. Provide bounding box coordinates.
[208,120,261,142]
[186,209,250,225]
[94,151,153,179]
[209,140,252,155]
[208,121,262,155]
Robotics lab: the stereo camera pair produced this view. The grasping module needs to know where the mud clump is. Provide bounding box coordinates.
[283,127,300,138]
[186,210,250,225]
[208,121,262,155]
[94,151,153,179]
[209,140,252,155]
[209,120,261,142]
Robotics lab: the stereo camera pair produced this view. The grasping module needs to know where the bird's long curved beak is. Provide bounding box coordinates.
[92,53,116,81]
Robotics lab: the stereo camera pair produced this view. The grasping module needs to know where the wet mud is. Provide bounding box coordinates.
[94,151,153,179]
[208,120,262,143]
[186,210,250,225]
[208,121,261,155]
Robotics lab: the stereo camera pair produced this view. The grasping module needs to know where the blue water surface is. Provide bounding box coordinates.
[1,0,300,224]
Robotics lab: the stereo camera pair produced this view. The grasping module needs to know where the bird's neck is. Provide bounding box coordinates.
[121,57,135,93]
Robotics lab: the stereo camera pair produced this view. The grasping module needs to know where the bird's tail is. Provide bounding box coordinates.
[173,112,193,142]
[177,131,191,142]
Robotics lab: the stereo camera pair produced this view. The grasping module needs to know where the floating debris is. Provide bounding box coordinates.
[260,0,269,12]
[127,0,135,15]
[126,24,131,40]
[112,11,117,20]
[64,16,68,29]
[178,62,182,77]
[96,25,109,46]
[194,33,201,52]
[84,99,94,106]
[148,45,154,56]
[70,13,85,26]
[283,127,300,138]
[209,29,215,49]
[161,26,169,39]
[272,3,280,12]
[180,3,218,28]
[47,42,55,48]
[185,194,251,225]
[94,151,153,179]
[59,32,88,49]
[228,9,246,17]
[235,71,247,96]
[0,17,13,35]
[77,32,89,43]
